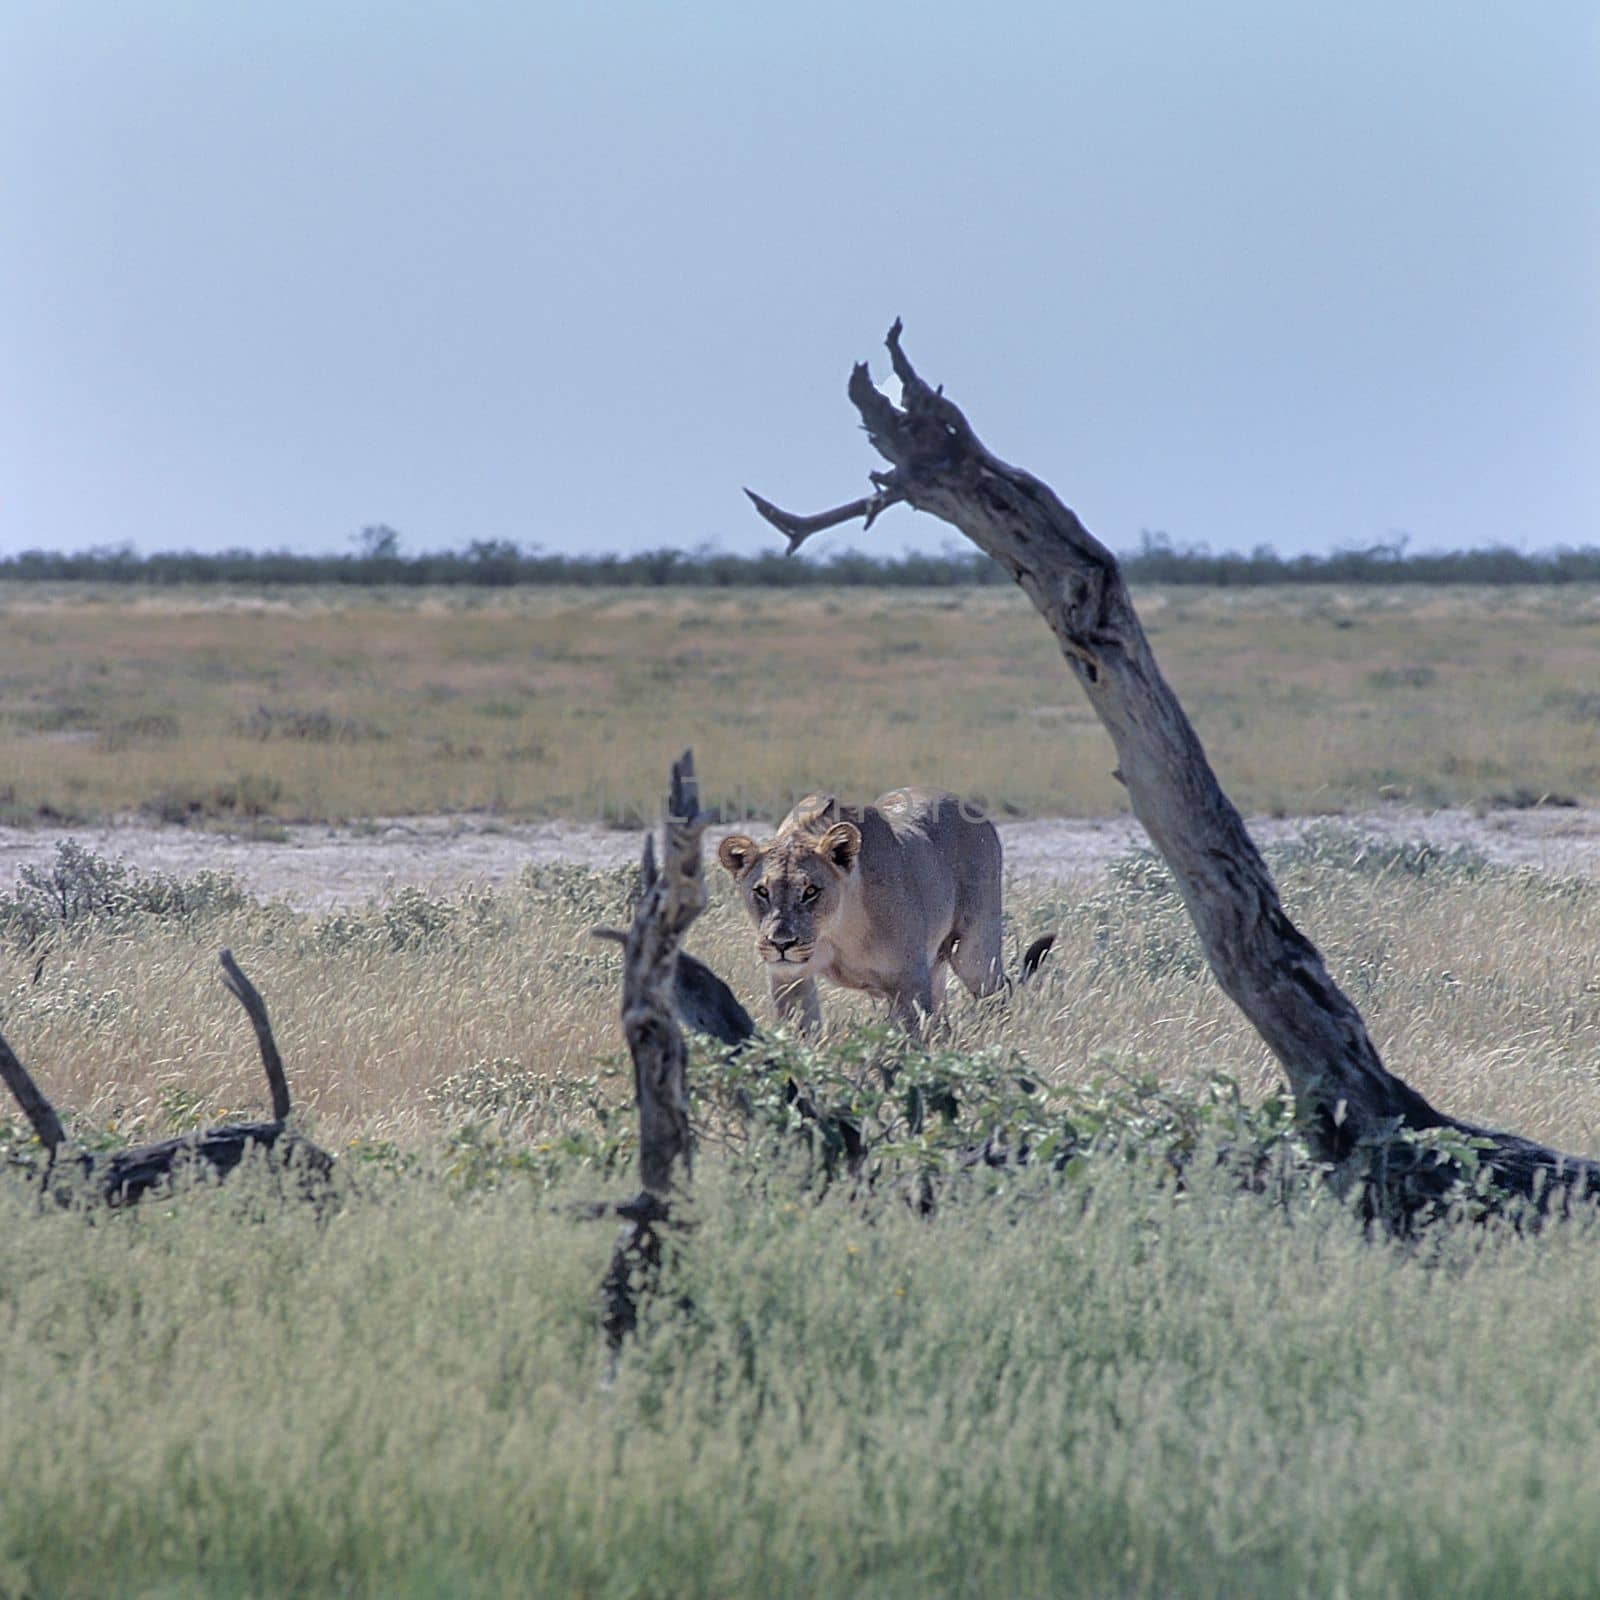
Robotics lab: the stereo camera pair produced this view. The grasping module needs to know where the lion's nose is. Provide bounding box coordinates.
[770,934,800,953]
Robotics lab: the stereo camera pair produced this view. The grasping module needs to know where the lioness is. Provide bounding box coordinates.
[717,788,1037,1035]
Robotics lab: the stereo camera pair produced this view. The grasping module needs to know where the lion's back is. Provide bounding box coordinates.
[865,788,1000,923]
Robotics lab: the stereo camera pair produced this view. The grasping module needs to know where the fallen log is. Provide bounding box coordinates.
[1,950,332,1207]
[748,322,1600,1224]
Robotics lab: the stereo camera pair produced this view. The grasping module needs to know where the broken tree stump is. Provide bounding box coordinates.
[599,749,711,1351]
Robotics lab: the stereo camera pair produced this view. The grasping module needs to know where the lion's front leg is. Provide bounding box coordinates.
[887,963,936,1039]
[769,972,821,1037]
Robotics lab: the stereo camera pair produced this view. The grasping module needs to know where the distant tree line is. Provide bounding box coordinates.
[3,528,1599,587]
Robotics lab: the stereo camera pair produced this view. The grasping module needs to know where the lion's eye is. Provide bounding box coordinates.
[801,885,820,903]
[753,884,769,901]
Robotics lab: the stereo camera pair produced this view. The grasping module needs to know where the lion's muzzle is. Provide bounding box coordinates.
[758,940,815,967]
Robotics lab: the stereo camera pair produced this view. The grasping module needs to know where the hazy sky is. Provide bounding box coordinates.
[4,1,1596,561]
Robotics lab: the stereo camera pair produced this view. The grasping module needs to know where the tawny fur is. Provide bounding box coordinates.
[716,789,1008,1035]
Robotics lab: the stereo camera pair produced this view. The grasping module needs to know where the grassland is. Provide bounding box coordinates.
[2,833,1600,1595]
[5,581,1600,1596]
[13,1144,1600,1599]
[2,831,1597,1152]
[3,582,1599,827]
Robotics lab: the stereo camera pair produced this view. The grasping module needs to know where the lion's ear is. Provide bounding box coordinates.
[816,821,861,873]
[791,793,839,828]
[717,834,760,876]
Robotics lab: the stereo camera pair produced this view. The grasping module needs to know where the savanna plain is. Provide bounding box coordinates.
[4,582,1600,1599]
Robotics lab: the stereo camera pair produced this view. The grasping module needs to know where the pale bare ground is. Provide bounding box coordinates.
[3,803,1600,909]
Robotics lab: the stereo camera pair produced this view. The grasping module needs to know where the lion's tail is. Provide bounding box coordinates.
[1020,933,1056,981]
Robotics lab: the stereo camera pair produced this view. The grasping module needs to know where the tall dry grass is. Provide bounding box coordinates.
[2,582,1598,826]
[3,842,1600,1595]
[2,830,1594,1153]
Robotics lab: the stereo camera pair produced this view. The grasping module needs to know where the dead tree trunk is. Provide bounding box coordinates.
[600,749,708,1348]
[1,950,331,1206]
[749,322,1600,1221]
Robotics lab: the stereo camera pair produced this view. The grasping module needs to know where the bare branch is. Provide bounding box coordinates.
[671,950,754,1050]
[0,1029,66,1156]
[218,949,291,1123]
[86,1120,332,1208]
[744,487,905,556]
[883,315,916,386]
[847,363,909,466]
[668,750,700,826]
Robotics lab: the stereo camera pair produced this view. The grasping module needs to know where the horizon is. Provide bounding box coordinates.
[5,529,1597,568]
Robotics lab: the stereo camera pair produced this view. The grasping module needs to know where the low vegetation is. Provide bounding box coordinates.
[14,1148,1600,1599]
[2,583,1598,825]
[3,832,1596,1151]
[7,531,1600,586]
[2,840,1599,1594]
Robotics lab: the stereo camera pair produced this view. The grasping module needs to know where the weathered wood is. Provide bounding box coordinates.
[54,1120,330,1208]
[749,322,1600,1220]
[601,749,712,1350]
[620,750,710,1194]
[590,932,756,1051]
[0,1030,67,1157]
[744,486,904,553]
[218,948,292,1121]
[0,951,332,1207]
[669,950,756,1050]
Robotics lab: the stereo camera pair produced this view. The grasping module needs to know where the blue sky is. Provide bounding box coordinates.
[3,1,1596,561]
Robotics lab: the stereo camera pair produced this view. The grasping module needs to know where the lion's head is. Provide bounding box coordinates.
[716,796,862,971]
